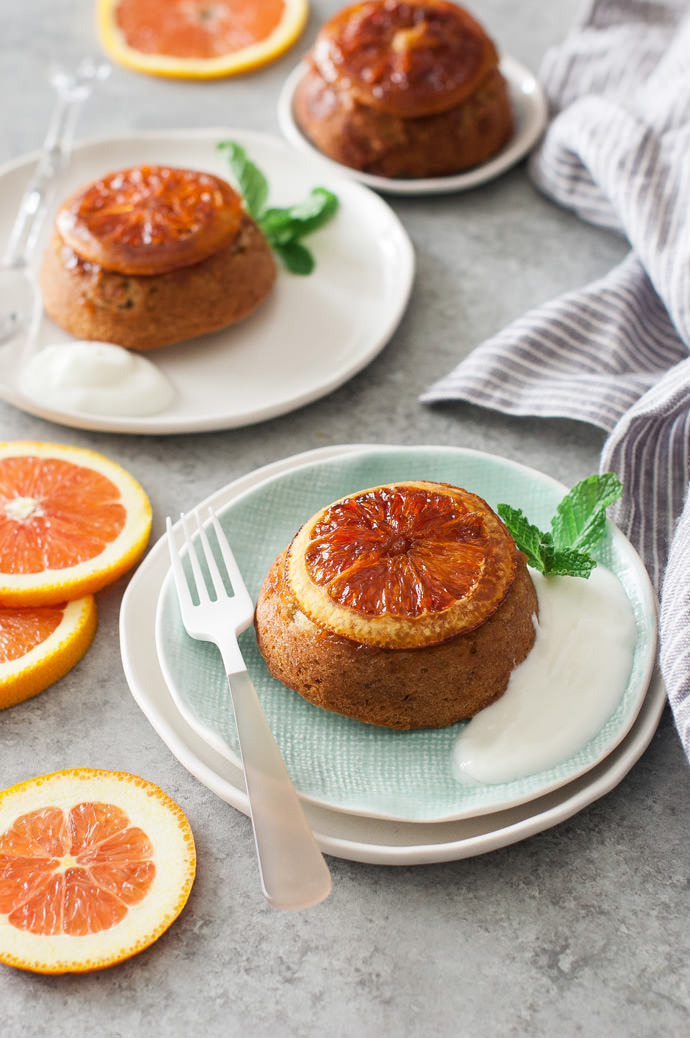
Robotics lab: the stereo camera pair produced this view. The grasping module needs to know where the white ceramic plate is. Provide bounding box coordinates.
[120,445,665,864]
[151,445,657,823]
[277,56,548,195]
[0,129,414,434]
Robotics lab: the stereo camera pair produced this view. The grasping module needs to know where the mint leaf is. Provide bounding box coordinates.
[498,471,622,579]
[259,190,338,248]
[551,472,623,552]
[218,142,338,274]
[546,547,597,579]
[281,188,339,238]
[496,504,551,573]
[272,241,315,275]
[259,207,297,241]
[217,141,268,219]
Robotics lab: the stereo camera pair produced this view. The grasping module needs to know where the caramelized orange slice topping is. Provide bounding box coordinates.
[311,0,499,118]
[56,166,243,276]
[286,480,518,648]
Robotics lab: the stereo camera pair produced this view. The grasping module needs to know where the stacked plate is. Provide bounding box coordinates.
[120,444,662,865]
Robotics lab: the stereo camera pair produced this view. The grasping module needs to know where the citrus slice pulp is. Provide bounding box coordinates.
[56,166,244,276]
[0,597,97,709]
[0,441,152,606]
[0,769,195,973]
[98,0,309,78]
[286,480,519,648]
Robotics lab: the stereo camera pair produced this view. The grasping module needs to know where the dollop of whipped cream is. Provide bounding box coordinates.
[19,341,175,417]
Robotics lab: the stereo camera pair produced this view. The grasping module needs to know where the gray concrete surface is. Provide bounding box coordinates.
[1,2,689,1036]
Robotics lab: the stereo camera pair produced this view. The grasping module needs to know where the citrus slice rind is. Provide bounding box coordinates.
[0,769,195,974]
[97,0,309,79]
[0,441,152,607]
[285,481,518,649]
[312,0,498,118]
[56,166,243,276]
[0,597,97,710]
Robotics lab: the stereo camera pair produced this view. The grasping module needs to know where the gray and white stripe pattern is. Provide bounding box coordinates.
[421,0,690,758]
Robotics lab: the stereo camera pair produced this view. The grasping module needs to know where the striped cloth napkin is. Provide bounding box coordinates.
[420,0,690,760]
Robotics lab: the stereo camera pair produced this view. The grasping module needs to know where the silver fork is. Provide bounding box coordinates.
[0,58,110,348]
[166,508,332,911]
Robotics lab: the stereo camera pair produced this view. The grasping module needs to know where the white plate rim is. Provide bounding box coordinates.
[277,55,548,196]
[120,445,665,863]
[151,443,658,823]
[0,128,415,435]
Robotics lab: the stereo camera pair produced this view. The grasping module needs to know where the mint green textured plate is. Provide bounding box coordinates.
[155,446,657,823]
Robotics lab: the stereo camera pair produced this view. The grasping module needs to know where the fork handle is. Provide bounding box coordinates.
[4,58,110,268]
[226,669,332,911]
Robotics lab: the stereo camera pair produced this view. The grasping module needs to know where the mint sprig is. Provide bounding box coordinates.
[497,472,623,578]
[217,141,338,275]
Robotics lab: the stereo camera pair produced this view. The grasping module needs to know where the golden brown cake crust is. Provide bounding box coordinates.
[255,548,538,730]
[294,63,513,179]
[38,214,276,351]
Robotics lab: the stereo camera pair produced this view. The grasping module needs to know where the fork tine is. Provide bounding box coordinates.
[180,511,209,605]
[194,508,230,602]
[166,515,193,610]
[207,508,254,611]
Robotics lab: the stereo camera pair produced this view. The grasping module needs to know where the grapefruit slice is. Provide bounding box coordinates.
[56,166,243,276]
[0,597,97,710]
[0,441,152,606]
[98,0,309,79]
[0,769,195,973]
[312,0,499,117]
[286,480,519,649]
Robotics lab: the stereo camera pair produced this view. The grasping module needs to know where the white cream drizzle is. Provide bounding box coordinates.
[453,565,637,785]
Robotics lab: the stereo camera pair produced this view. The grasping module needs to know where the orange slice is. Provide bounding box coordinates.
[0,597,97,710]
[56,166,243,276]
[0,441,152,606]
[97,0,309,79]
[312,0,498,117]
[286,480,518,649]
[0,769,195,973]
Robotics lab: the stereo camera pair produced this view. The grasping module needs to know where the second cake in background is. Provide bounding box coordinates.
[293,0,514,179]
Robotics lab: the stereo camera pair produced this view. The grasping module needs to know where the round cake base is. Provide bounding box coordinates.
[39,215,276,351]
[255,549,538,730]
[293,65,514,179]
